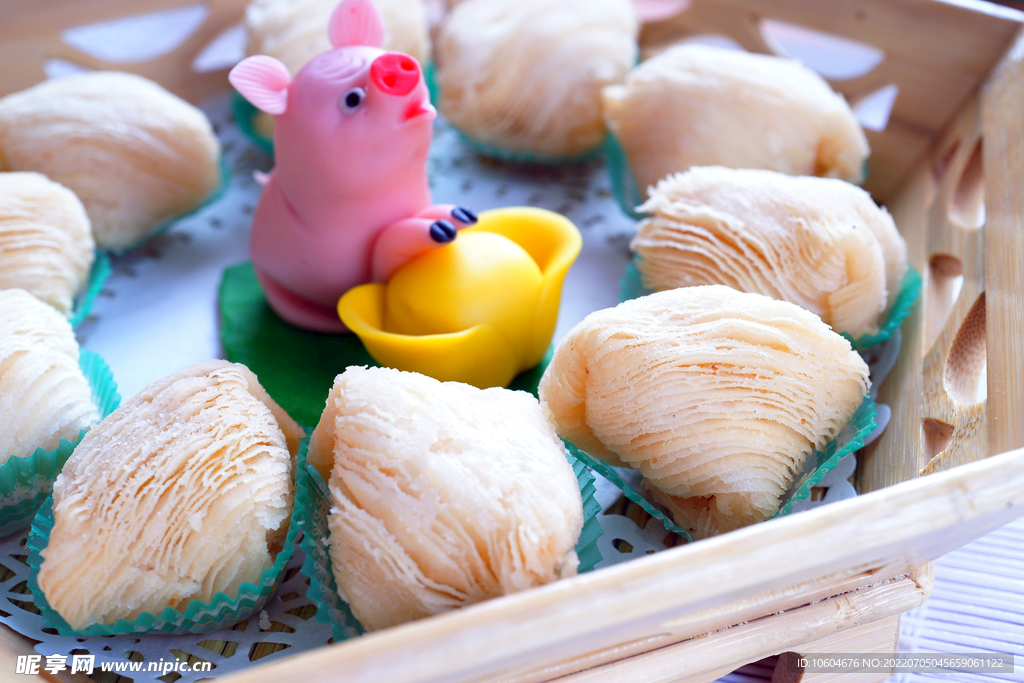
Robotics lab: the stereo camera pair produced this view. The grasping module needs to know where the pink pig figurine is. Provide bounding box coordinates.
[229,0,477,332]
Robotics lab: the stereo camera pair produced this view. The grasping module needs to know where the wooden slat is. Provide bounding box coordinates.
[500,560,929,683]
[639,0,1024,202]
[219,446,1024,683]
[770,615,900,683]
[554,585,915,683]
[918,94,987,474]
[982,29,1024,457]
[858,147,930,492]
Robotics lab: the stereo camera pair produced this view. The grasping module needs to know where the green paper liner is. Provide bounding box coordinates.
[566,395,877,542]
[232,91,275,158]
[453,131,605,167]
[234,61,444,161]
[424,61,440,110]
[295,438,363,642]
[218,261,552,427]
[109,154,232,255]
[564,442,693,543]
[619,261,922,350]
[0,349,120,537]
[26,494,299,636]
[68,250,111,328]
[775,396,877,517]
[296,433,604,642]
[604,133,648,220]
[604,132,873,221]
[25,499,299,638]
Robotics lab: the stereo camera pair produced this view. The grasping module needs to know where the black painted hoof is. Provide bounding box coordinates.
[429,219,457,243]
[451,206,478,225]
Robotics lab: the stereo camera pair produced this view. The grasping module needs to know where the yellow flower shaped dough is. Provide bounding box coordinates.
[308,366,583,631]
[246,0,430,72]
[633,167,908,338]
[38,360,303,631]
[0,173,94,314]
[436,0,638,158]
[602,44,869,193]
[0,72,220,251]
[539,286,869,539]
[0,289,98,462]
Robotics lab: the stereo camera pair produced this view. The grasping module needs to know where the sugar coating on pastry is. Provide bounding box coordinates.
[539,286,869,539]
[309,366,583,631]
[246,0,430,72]
[634,167,908,338]
[0,289,98,462]
[602,44,869,193]
[0,72,221,251]
[0,173,94,314]
[38,360,303,631]
[436,0,638,158]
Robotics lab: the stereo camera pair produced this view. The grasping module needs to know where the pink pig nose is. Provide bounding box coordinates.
[370,53,420,97]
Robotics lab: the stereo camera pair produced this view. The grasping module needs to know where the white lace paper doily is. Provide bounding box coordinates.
[2,93,893,682]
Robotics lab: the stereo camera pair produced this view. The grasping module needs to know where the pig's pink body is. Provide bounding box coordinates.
[231,0,467,332]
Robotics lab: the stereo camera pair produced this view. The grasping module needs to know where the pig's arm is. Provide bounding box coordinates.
[371,205,478,282]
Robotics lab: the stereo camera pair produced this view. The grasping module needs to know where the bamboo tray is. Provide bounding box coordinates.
[2,0,1023,681]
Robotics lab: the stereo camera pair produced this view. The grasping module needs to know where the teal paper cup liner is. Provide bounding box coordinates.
[296,434,603,642]
[25,487,300,636]
[68,250,112,328]
[232,91,275,158]
[605,133,647,220]
[0,349,120,537]
[620,260,922,351]
[27,499,296,638]
[568,395,878,543]
[109,154,232,256]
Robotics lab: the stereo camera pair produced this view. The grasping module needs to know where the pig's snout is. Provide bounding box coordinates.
[370,53,420,97]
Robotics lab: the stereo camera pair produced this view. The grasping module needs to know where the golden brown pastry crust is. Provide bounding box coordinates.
[633,167,907,338]
[0,172,94,314]
[436,0,638,158]
[310,366,583,631]
[602,44,869,193]
[539,286,869,538]
[0,72,221,251]
[38,360,302,630]
[0,288,98,462]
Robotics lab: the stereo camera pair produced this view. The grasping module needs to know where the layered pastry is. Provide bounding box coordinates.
[0,173,94,315]
[0,72,221,251]
[435,0,638,159]
[308,366,583,630]
[0,289,98,462]
[246,0,430,72]
[37,360,302,631]
[539,286,869,539]
[632,167,907,338]
[603,44,869,194]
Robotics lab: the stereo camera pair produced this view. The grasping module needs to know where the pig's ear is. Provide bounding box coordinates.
[229,56,291,116]
[328,0,386,49]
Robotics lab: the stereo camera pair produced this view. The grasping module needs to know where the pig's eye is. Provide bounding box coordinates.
[339,88,366,114]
